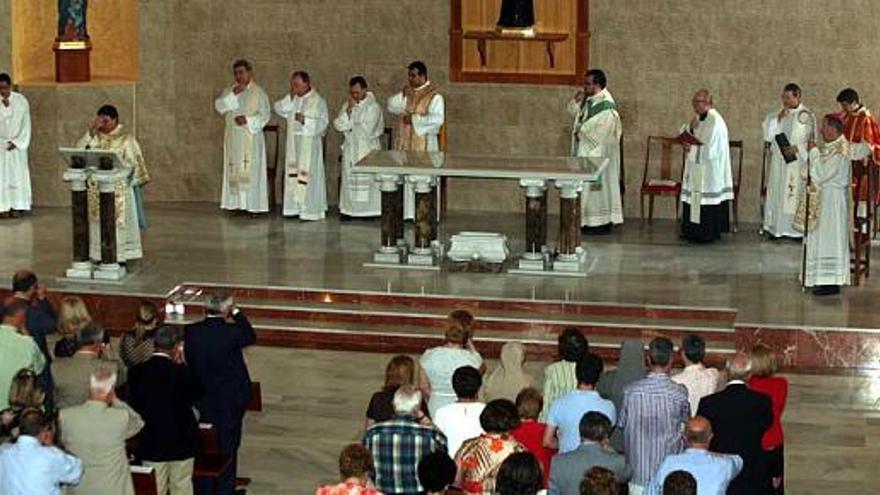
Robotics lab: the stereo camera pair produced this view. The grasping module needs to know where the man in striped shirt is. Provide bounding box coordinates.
[618,337,690,495]
[363,385,448,495]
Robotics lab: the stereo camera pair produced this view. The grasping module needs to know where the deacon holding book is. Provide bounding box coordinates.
[76,105,150,263]
[797,114,870,295]
[567,68,623,234]
[274,70,329,220]
[387,61,445,220]
[761,83,816,239]
[679,89,734,243]
[215,59,271,216]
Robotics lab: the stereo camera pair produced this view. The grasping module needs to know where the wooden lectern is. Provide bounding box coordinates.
[54,40,92,83]
[60,147,127,280]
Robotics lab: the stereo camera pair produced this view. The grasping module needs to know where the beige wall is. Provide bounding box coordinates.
[6,0,880,222]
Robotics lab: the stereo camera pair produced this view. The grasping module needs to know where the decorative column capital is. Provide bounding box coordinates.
[554,179,582,199]
[406,174,437,194]
[376,173,402,192]
[63,168,90,191]
[519,178,547,198]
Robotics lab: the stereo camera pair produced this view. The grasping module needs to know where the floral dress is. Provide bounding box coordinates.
[455,433,524,494]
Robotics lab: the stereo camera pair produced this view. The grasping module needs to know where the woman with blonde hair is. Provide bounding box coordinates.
[419,309,484,417]
[0,368,45,439]
[365,355,428,428]
[120,300,160,367]
[54,296,93,358]
[748,343,788,495]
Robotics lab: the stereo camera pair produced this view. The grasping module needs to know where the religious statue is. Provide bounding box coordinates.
[57,0,89,41]
[497,0,535,29]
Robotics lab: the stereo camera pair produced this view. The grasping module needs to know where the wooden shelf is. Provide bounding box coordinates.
[463,31,569,68]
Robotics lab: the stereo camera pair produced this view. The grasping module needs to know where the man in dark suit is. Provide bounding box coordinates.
[129,325,199,495]
[549,411,631,495]
[11,270,57,411]
[697,352,773,495]
[184,293,255,495]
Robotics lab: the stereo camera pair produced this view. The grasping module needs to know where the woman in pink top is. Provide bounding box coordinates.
[747,344,788,495]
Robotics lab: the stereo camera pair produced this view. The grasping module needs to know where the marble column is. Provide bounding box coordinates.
[555,179,583,261]
[93,169,127,280]
[393,179,404,243]
[408,175,437,255]
[374,173,403,264]
[520,178,547,260]
[62,167,92,278]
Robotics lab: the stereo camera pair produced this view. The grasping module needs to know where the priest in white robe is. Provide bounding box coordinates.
[77,105,150,263]
[798,114,869,296]
[680,89,734,243]
[761,83,816,239]
[0,73,31,218]
[567,69,623,234]
[215,59,271,215]
[274,70,329,220]
[387,61,444,220]
[334,75,384,218]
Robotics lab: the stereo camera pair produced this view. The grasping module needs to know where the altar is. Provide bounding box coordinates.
[354,150,608,276]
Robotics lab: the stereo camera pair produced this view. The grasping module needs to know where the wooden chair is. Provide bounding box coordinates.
[263,123,281,212]
[247,381,263,412]
[640,136,686,223]
[729,140,745,232]
[759,141,771,233]
[851,159,873,285]
[619,134,626,209]
[131,466,159,495]
[439,123,450,218]
[192,424,234,493]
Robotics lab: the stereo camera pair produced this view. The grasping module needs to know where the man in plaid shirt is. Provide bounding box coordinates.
[363,385,448,494]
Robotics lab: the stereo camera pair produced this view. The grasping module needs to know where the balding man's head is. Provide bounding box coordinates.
[726,352,752,381]
[684,416,713,447]
[691,89,713,115]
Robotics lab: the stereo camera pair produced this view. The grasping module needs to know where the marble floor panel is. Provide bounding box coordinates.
[0,203,877,329]
[238,346,880,495]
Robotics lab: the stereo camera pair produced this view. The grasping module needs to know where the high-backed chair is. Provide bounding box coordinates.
[619,134,626,209]
[640,136,686,223]
[729,140,745,232]
[759,141,771,233]
[131,466,158,495]
[263,123,282,211]
[852,159,873,285]
[439,123,450,218]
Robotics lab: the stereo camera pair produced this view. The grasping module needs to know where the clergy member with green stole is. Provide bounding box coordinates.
[567,69,623,234]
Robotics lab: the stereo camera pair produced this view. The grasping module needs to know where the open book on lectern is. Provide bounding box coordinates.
[58,147,125,171]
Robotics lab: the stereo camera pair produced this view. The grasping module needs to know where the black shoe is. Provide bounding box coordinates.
[339,214,353,222]
[812,285,841,296]
[581,223,613,235]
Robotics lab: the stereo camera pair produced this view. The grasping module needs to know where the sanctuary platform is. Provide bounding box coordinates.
[1,203,878,372]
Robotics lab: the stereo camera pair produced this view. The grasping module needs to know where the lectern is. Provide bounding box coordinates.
[60,148,128,281]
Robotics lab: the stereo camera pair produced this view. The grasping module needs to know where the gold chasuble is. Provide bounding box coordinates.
[395,82,440,151]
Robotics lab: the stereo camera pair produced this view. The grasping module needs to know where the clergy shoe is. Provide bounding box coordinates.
[9,210,21,219]
[582,223,612,235]
[339,214,353,222]
[813,285,841,296]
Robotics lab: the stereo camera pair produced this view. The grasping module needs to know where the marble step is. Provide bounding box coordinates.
[243,316,737,365]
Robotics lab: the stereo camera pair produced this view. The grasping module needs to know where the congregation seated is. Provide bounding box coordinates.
[120,300,160,368]
[549,412,629,495]
[433,365,485,457]
[0,408,83,493]
[54,295,93,359]
[646,416,741,495]
[128,325,198,495]
[52,322,127,410]
[418,452,463,495]
[316,443,383,495]
[661,471,697,495]
[482,341,531,402]
[579,466,620,495]
[0,300,46,412]
[363,385,448,495]
[58,368,145,495]
[495,452,545,495]
[0,368,45,440]
[544,353,616,454]
[454,398,524,494]
[419,309,484,418]
[540,327,589,421]
[510,388,554,487]
[365,354,428,428]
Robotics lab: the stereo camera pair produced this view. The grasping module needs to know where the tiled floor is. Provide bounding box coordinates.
[1,203,877,328]
[238,346,880,495]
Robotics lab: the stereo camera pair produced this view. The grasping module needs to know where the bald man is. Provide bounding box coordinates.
[697,354,773,495]
[647,416,742,495]
[680,89,734,243]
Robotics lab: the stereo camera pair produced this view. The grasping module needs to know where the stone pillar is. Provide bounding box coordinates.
[62,167,92,278]
[555,179,582,260]
[93,169,127,280]
[409,175,437,255]
[520,179,547,260]
[374,173,403,264]
[394,180,404,242]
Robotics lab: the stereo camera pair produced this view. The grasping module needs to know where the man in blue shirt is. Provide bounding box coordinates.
[647,416,742,495]
[544,353,616,453]
[0,409,83,495]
